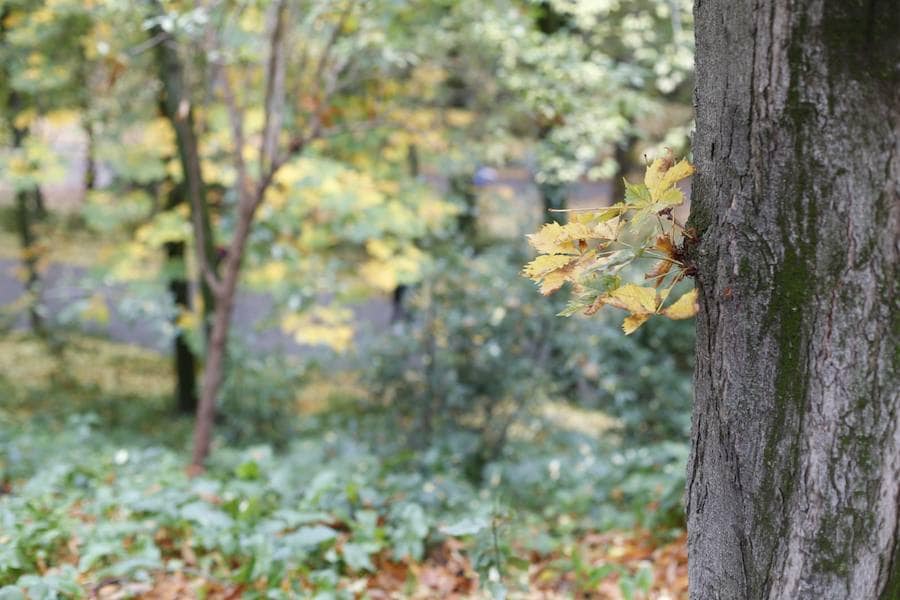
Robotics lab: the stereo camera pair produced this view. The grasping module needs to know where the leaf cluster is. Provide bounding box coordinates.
[523,152,697,334]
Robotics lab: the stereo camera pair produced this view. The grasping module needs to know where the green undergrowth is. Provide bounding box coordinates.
[0,334,687,599]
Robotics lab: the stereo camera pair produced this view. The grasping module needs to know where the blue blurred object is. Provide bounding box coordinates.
[472,166,498,187]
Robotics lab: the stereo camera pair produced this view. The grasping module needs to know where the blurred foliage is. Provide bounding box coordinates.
[0,0,699,596]
[217,344,309,448]
[367,241,693,468]
[367,246,563,481]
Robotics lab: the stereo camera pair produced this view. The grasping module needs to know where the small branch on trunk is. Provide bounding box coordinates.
[216,63,250,200]
[259,0,288,173]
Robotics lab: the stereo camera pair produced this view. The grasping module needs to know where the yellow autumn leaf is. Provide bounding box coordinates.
[661,288,698,320]
[622,313,651,335]
[365,238,394,261]
[282,306,355,353]
[177,309,199,331]
[523,254,576,279]
[660,159,694,190]
[558,222,593,243]
[645,155,694,202]
[526,222,576,255]
[446,109,475,128]
[645,259,673,287]
[81,294,110,325]
[9,156,31,177]
[360,259,398,292]
[657,186,685,207]
[605,284,659,315]
[13,109,37,130]
[44,109,79,127]
[538,269,570,296]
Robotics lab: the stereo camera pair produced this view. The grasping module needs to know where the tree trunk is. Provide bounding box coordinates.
[14,186,43,335]
[611,134,636,206]
[149,0,213,416]
[450,172,478,246]
[164,238,198,415]
[9,117,44,336]
[190,200,254,468]
[390,144,420,323]
[83,118,96,192]
[149,2,218,335]
[188,0,290,469]
[688,2,899,599]
[538,180,566,223]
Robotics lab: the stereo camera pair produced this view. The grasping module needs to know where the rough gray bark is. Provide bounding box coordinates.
[687,1,900,599]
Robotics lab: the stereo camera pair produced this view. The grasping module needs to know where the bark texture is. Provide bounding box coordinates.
[688,1,899,599]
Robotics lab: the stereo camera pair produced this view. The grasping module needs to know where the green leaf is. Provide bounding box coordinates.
[284,525,339,549]
[0,587,26,600]
[342,542,378,572]
[440,517,488,536]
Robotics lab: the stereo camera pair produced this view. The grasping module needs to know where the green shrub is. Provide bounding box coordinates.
[366,242,694,471]
[366,247,565,481]
[217,345,309,448]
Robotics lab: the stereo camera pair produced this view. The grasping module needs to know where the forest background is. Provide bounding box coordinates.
[0,1,697,598]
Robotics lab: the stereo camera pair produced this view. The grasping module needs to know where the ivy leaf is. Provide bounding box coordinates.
[661,288,698,320]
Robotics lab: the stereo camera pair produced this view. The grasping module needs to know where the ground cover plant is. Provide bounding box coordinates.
[0,330,689,599]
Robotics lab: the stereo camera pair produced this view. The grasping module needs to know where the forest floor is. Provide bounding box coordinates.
[0,333,688,599]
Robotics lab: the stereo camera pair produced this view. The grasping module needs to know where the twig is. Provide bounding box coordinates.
[128,31,167,56]
[259,0,288,172]
[216,62,249,202]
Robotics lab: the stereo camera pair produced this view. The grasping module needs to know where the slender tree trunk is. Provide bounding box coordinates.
[8,116,44,335]
[148,0,212,415]
[2,14,43,335]
[188,0,290,470]
[538,180,566,223]
[14,187,43,335]
[162,180,199,414]
[165,230,198,415]
[190,200,254,468]
[687,2,899,598]
[32,185,47,220]
[450,172,478,246]
[148,2,217,335]
[390,144,420,322]
[611,134,636,205]
[83,118,96,192]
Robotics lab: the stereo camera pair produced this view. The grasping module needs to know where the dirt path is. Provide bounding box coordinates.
[0,258,392,355]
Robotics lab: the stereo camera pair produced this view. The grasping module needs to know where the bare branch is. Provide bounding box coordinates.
[319,117,386,140]
[216,63,250,200]
[314,1,353,85]
[127,31,167,57]
[260,0,288,173]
